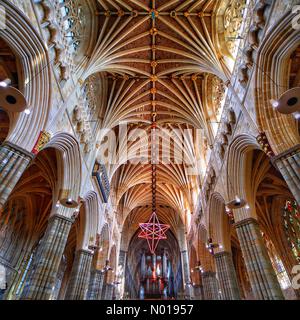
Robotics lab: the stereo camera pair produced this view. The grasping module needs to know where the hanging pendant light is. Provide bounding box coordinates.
[139,212,170,254]
[226,195,247,210]
[0,83,27,113]
[271,87,300,115]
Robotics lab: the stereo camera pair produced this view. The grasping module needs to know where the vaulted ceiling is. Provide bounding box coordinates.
[83,0,238,231]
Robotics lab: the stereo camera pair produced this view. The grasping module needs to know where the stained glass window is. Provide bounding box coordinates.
[262,232,291,290]
[283,200,300,263]
[15,252,34,297]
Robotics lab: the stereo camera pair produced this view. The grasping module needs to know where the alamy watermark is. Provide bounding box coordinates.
[292,5,300,30]
[0,6,6,30]
[96,123,207,176]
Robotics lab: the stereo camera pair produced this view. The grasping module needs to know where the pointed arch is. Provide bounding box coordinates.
[255,10,300,154]
[226,134,261,221]
[43,133,82,217]
[208,192,231,252]
[197,224,215,272]
[76,191,99,251]
[96,223,110,269]
[0,0,51,151]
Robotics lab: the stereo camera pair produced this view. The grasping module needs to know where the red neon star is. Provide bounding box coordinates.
[138,212,170,254]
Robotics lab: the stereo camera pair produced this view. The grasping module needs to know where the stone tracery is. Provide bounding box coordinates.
[224,0,247,57]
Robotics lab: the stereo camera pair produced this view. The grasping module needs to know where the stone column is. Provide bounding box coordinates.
[101,270,110,300]
[193,285,203,300]
[116,250,127,300]
[272,145,300,205]
[0,143,33,209]
[65,249,94,300]
[162,249,168,278]
[87,269,104,300]
[51,256,67,300]
[202,271,219,300]
[199,284,205,300]
[21,214,73,300]
[104,283,114,300]
[214,251,241,300]
[181,250,193,300]
[235,218,284,300]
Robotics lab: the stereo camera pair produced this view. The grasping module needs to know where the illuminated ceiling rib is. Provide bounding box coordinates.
[89,0,229,230]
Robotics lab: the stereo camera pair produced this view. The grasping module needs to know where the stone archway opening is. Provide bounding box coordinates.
[0,148,57,300]
[251,149,300,299]
[124,227,182,301]
[55,219,78,300]
[230,233,252,300]
[0,37,20,145]
[288,44,300,136]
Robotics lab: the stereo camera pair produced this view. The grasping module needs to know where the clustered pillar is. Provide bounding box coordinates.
[202,271,219,300]
[193,284,204,300]
[181,250,193,300]
[0,143,33,209]
[235,218,284,300]
[103,283,114,300]
[101,268,114,300]
[273,145,300,206]
[88,270,105,300]
[214,251,241,300]
[65,249,94,300]
[116,250,127,299]
[21,214,73,300]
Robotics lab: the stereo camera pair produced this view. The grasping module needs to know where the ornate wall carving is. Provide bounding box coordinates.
[34,0,87,83]
[224,0,247,57]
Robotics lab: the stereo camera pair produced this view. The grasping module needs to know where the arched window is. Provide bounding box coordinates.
[283,200,300,263]
[262,233,291,291]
